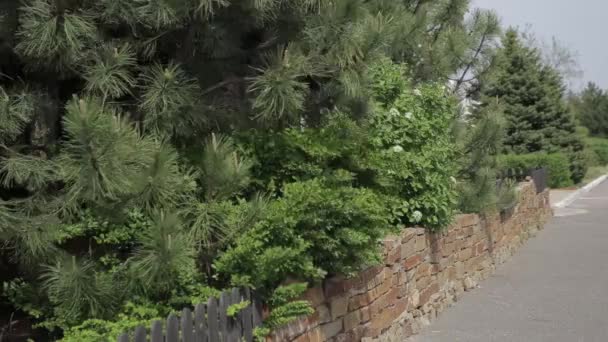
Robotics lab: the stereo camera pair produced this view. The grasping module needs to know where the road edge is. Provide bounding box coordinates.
[553,174,608,208]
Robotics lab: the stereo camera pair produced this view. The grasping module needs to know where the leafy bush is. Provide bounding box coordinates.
[253,283,313,342]
[59,301,167,342]
[498,153,572,188]
[366,80,458,229]
[214,178,393,292]
[586,137,608,166]
[368,56,410,106]
[238,112,369,193]
[568,150,588,185]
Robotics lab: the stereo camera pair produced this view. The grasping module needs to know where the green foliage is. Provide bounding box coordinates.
[368,56,410,106]
[198,133,252,201]
[267,282,308,308]
[0,88,36,144]
[59,301,167,342]
[226,300,250,317]
[0,151,58,192]
[239,112,369,192]
[56,208,151,246]
[253,283,313,341]
[2,278,45,319]
[15,0,97,74]
[126,212,196,297]
[586,137,608,166]
[456,102,509,214]
[481,29,585,184]
[41,256,117,327]
[133,143,196,214]
[84,43,137,100]
[59,97,155,207]
[568,150,588,185]
[138,62,202,139]
[572,83,608,137]
[248,48,310,122]
[215,179,393,291]
[498,153,573,188]
[366,80,457,229]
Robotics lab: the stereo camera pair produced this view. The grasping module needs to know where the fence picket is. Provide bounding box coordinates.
[116,288,261,342]
[182,308,195,342]
[242,289,253,342]
[218,292,229,341]
[230,288,242,342]
[207,297,219,342]
[252,293,263,329]
[195,303,207,342]
[150,320,163,342]
[166,314,179,342]
[134,326,146,342]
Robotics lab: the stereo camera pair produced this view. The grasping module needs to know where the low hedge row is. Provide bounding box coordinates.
[498,153,572,188]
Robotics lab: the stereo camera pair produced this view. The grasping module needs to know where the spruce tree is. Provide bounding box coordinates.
[574,82,608,137]
[480,29,584,182]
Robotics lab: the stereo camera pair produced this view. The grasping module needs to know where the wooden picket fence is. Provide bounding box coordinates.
[117,288,263,342]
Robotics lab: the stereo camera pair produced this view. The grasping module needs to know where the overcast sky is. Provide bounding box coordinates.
[473,0,608,91]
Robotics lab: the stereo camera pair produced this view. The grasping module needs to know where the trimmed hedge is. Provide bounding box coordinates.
[498,153,573,188]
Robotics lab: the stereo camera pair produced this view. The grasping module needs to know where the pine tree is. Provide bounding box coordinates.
[449,9,501,97]
[573,82,608,137]
[480,29,584,182]
[482,29,582,153]
[455,101,516,213]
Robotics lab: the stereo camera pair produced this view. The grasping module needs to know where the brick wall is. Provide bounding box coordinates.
[268,181,552,342]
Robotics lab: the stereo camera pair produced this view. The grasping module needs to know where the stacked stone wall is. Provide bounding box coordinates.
[269,181,552,342]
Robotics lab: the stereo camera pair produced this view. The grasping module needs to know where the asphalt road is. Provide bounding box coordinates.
[411,180,608,342]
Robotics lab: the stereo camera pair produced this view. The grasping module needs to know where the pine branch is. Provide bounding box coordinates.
[15,0,97,73]
[133,142,196,214]
[248,47,309,122]
[200,133,252,201]
[0,88,36,144]
[84,43,137,101]
[0,151,58,191]
[59,97,155,206]
[127,211,195,296]
[42,256,117,322]
[138,62,202,137]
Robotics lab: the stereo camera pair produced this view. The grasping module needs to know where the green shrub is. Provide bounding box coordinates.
[366,81,458,229]
[568,150,588,185]
[238,112,369,192]
[253,283,313,341]
[498,153,572,188]
[214,178,394,292]
[586,137,608,166]
[59,301,166,342]
[368,56,410,106]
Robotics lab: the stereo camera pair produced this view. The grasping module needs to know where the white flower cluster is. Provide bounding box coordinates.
[412,210,423,223]
[389,107,413,120]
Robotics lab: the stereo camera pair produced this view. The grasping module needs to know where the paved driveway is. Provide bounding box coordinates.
[411,180,608,342]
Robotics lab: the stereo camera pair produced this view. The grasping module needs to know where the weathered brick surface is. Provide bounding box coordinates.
[269,182,552,342]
